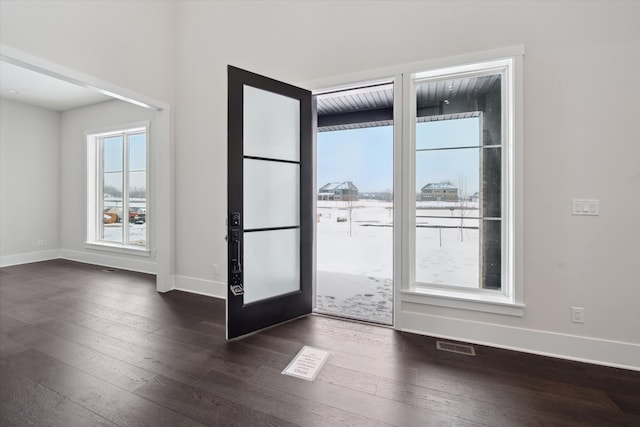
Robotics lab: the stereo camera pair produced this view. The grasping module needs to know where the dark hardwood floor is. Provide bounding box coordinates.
[1,260,638,426]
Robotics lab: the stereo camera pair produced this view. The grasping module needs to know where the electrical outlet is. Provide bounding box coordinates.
[213,264,219,275]
[571,307,584,323]
[37,240,45,247]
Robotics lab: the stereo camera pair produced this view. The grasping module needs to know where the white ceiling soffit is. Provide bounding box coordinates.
[316,75,500,131]
[317,83,394,132]
[316,83,393,116]
[0,60,112,112]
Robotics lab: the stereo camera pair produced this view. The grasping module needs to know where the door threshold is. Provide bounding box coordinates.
[227,312,312,341]
[312,310,394,329]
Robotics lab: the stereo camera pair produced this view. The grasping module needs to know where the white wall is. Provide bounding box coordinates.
[0,99,61,266]
[0,0,175,108]
[58,100,158,272]
[1,0,638,369]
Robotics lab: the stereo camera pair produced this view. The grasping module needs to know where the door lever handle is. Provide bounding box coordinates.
[234,238,242,273]
[229,225,243,296]
[231,229,241,273]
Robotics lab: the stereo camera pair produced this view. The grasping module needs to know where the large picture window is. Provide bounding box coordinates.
[86,125,148,252]
[408,58,517,303]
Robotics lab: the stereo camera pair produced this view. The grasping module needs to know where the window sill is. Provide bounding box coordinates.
[400,287,524,317]
[85,242,151,257]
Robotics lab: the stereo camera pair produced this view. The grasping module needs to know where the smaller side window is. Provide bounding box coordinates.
[86,125,148,252]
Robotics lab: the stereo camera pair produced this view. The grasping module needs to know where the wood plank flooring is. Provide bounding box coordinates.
[1,259,639,426]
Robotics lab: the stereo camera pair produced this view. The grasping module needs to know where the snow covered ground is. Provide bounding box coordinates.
[316,270,393,324]
[316,199,480,323]
[103,223,146,246]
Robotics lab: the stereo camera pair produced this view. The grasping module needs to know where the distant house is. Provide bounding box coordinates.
[420,181,459,202]
[318,181,359,201]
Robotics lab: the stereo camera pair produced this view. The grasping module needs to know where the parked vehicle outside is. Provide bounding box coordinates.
[129,207,146,224]
[103,207,122,223]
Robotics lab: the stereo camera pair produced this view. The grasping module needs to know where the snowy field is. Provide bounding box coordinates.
[316,199,480,323]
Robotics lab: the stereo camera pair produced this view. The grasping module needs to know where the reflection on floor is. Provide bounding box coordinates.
[315,270,392,325]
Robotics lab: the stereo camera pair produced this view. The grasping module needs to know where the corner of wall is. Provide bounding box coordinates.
[173,275,226,300]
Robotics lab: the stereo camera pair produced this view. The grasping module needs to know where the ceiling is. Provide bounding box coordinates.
[316,83,394,132]
[316,74,500,131]
[0,60,112,112]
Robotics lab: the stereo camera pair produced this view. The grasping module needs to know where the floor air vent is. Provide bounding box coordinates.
[436,341,476,356]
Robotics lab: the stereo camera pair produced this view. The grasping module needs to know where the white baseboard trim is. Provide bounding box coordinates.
[399,310,640,371]
[173,275,226,300]
[59,249,157,275]
[0,249,60,268]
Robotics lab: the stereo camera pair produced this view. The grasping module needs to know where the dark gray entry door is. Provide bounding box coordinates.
[226,66,313,339]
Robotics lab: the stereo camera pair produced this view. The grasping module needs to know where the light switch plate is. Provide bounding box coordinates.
[572,199,599,216]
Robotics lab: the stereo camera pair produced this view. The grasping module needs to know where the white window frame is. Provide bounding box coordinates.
[305,46,524,319]
[85,122,151,256]
[401,54,524,316]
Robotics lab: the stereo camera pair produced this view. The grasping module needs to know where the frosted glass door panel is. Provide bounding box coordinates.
[244,158,299,230]
[243,85,300,162]
[244,228,300,304]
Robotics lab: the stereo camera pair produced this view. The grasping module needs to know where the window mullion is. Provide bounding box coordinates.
[98,138,105,241]
[402,71,416,291]
[503,59,514,299]
[417,145,482,152]
[123,132,129,245]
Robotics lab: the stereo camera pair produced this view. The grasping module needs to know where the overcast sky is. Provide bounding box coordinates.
[317,117,480,194]
[103,133,147,191]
